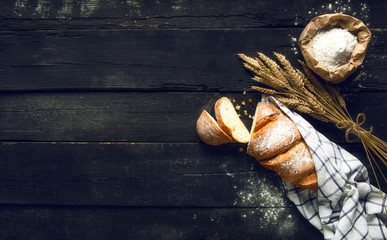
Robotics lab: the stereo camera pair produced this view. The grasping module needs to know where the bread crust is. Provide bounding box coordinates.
[250,102,282,134]
[196,110,233,145]
[197,99,318,190]
[247,102,318,191]
[297,172,318,190]
[247,114,302,160]
[214,97,232,136]
[260,141,316,189]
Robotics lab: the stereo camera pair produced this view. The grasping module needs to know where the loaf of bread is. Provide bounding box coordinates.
[196,97,318,190]
[250,101,282,134]
[247,102,317,190]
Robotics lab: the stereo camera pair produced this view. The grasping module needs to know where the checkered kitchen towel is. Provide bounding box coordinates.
[266,96,387,240]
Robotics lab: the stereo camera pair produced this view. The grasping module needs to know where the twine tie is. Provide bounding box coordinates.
[336,113,373,143]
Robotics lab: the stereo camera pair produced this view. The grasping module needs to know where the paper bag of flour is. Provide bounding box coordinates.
[298,13,371,84]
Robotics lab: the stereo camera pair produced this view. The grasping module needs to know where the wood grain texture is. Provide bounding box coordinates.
[0,205,322,240]
[0,142,384,206]
[1,1,386,239]
[0,142,287,206]
[0,29,385,92]
[0,0,385,28]
[0,92,385,143]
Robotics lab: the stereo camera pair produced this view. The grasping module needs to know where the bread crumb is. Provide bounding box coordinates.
[241,101,246,106]
[249,99,253,103]
[248,114,252,119]
[235,105,241,111]
[238,114,241,117]
[243,90,246,95]
[239,147,244,152]
[232,99,236,103]
[244,110,248,116]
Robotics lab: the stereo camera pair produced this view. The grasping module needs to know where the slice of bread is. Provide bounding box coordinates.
[197,99,318,191]
[214,97,250,143]
[196,110,233,145]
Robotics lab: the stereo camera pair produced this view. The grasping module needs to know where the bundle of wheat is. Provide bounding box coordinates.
[238,52,387,211]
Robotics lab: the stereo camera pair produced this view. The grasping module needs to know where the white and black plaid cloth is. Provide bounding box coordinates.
[266,96,387,240]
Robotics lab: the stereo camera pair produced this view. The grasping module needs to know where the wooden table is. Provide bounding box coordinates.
[0,1,386,239]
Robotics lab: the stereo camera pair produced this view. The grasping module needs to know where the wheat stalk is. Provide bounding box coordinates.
[238,52,387,211]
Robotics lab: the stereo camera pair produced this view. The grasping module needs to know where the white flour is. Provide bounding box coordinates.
[289,1,369,56]
[233,173,286,207]
[312,28,358,70]
[305,1,370,24]
[251,116,298,159]
[232,173,296,237]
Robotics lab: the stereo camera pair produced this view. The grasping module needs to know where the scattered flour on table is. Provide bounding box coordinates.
[231,172,296,235]
[171,0,185,11]
[57,0,73,19]
[233,173,286,207]
[306,1,369,24]
[14,0,27,17]
[240,207,296,237]
[34,0,51,18]
[289,1,369,56]
[290,36,299,55]
[80,0,100,18]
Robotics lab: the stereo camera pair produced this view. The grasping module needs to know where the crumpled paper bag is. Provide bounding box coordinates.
[298,13,371,84]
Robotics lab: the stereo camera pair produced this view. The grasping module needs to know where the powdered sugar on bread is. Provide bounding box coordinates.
[197,98,318,190]
[273,142,314,184]
[247,102,317,190]
[247,115,301,160]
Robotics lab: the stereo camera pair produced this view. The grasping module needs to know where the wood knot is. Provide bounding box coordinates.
[336,113,373,142]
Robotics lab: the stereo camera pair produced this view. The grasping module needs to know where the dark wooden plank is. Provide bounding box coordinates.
[0,92,385,143]
[0,142,385,206]
[0,205,322,240]
[0,29,386,92]
[0,141,290,206]
[0,0,385,29]
[0,1,383,239]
